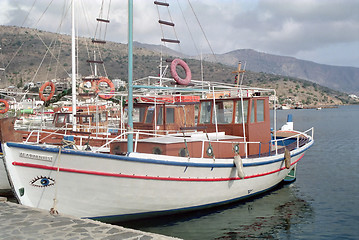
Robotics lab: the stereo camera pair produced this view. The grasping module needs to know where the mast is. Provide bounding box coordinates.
[127,0,134,152]
[71,0,77,131]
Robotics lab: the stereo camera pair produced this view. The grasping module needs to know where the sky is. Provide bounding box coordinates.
[0,0,358,68]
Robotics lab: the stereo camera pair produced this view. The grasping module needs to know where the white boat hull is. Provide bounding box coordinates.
[0,156,11,192]
[3,140,313,221]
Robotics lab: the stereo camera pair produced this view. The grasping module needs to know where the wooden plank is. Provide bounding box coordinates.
[87,60,104,64]
[154,1,169,6]
[159,20,175,26]
[161,38,180,44]
[92,39,106,44]
[96,18,110,23]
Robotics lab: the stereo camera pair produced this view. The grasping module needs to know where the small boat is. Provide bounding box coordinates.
[1,65,314,222]
[0,1,314,222]
[280,104,291,110]
[1,84,314,221]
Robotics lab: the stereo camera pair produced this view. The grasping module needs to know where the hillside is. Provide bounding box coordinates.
[201,49,359,95]
[0,25,356,108]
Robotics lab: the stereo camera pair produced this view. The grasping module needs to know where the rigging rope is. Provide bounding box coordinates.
[176,0,200,56]
[187,0,217,62]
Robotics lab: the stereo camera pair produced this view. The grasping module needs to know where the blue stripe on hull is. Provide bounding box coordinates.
[6,140,313,168]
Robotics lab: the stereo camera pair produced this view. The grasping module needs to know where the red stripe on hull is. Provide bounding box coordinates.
[12,154,304,182]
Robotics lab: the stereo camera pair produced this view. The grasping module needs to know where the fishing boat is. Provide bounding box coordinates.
[0,1,314,222]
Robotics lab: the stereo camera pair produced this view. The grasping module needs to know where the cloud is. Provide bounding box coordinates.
[0,0,358,67]
[224,0,359,66]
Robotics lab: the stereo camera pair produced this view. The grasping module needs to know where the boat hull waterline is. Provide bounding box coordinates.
[3,140,313,222]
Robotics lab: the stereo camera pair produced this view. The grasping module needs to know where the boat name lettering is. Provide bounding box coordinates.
[19,152,53,162]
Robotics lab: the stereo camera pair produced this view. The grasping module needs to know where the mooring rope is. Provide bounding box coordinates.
[50,138,77,215]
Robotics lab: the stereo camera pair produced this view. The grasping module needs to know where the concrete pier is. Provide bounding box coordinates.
[0,198,180,240]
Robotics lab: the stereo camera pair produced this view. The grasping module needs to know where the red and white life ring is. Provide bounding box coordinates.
[39,82,56,102]
[0,99,9,114]
[96,77,115,100]
[170,58,191,85]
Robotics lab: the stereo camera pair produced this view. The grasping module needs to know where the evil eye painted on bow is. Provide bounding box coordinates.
[30,176,55,188]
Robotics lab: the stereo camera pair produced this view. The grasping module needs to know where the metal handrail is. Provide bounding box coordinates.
[96,127,313,159]
[26,126,313,159]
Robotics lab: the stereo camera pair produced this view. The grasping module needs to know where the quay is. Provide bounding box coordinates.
[0,197,180,240]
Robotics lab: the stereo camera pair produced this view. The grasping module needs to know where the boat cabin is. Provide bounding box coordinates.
[53,110,108,133]
[112,95,271,158]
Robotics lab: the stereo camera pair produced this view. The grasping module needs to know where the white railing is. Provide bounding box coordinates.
[92,127,314,159]
[270,127,314,156]
[24,126,313,159]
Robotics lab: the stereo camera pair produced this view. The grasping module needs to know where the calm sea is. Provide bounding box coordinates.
[120,105,359,240]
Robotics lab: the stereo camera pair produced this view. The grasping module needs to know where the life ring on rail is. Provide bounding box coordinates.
[96,77,115,100]
[39,82,56,102]
[170,58,191,85]
[0,99,9,114]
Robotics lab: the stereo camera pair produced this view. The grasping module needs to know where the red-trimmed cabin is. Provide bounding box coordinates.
[118,95,271,157]
[197,96,271,156]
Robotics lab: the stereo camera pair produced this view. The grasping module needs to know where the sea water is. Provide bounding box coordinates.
[120,105,359,240]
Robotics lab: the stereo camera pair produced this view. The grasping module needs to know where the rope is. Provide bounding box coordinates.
[61,139,78,150]
[50,146,62,215]
[155,0,182,53]
[49,138,77,214]
[187,0,217,62]
[176,0,200,56]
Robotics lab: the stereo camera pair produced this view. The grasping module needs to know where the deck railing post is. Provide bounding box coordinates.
[134,131,139,152]
[268,141,271,156]
[201,140,205,158]
[245,142,248,158]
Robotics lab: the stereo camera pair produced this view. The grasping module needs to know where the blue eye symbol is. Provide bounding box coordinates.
[30,176,55,187]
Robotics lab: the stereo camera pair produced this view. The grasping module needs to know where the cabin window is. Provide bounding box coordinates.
[94,113,100,123]
[57,114,71,124]
[257,100,264,122]
[157,107,164,125]
[166,107,175,124]
[94,112,107,123]
[101,112,107,122]
[251,101,255,123]
[235,100,248,123]
[133,106,146,123]
[146,107,155,123]
[199,101,212,124]
[82,116,92,124]
[57,115,65,124]
[212,101,233,124]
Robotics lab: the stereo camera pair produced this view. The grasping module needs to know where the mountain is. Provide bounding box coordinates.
[199,49,359,95]
[0,25,356,108]
[133,41,186,58]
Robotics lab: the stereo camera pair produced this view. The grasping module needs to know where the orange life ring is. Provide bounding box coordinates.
[170,58,191,85]
[96,77,115,100]
[39,82,56,102]
[0,99,9,114]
